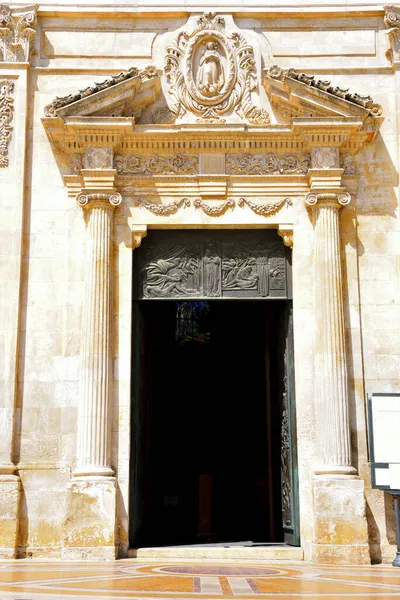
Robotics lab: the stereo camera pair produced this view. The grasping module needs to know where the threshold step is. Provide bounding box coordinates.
[129,544,303,560]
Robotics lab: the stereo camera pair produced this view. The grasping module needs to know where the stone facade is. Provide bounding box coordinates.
[0,0,399,564]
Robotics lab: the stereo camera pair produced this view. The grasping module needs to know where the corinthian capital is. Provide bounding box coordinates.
[76,192,122,209]
[0,4,37,63]
[305,191,351,208]
[384,5,400,65]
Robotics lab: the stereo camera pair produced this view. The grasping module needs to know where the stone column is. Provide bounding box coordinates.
[306,154,369,564]
[62,165,122,560]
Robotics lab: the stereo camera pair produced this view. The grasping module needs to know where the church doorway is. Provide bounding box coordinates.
[129,230,299,550]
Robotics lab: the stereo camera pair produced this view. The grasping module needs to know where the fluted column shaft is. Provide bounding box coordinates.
[75,192,121,477]
[306,191,355,475]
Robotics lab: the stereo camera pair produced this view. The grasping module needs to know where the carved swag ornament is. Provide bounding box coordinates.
[164,12,270,124]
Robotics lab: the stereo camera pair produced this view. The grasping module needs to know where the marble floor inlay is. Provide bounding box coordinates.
[0,561,400,599]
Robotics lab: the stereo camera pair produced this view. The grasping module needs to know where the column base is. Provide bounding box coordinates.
[311,475,370,565]
[62,476,117,561]
[0,473,21,559]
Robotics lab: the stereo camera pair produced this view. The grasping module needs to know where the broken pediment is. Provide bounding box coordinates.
[44,66,161,120]
[264,66,383,141]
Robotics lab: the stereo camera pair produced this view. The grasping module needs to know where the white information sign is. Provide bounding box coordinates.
[368,393,400,492]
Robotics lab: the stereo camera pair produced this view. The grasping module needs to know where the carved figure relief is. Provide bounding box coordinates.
[311,147,339,169]
[227,153,310,175]
[139,237,287,300]
[0,79,14,167]
[164,12,269,124]
[114,154,198,175]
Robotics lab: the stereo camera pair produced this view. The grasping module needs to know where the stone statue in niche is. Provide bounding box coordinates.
[197,42,225,96]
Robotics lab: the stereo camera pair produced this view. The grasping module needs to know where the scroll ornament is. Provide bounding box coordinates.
[114,154,198,175]
[164,12,270,124]
[0,79,14,167]
[227,153,310,175]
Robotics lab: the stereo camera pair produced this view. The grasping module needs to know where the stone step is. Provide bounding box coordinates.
[129,544,304,561]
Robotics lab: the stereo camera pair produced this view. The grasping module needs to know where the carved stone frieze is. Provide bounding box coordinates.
[0,4,37,63]
[138,234,288,299]
[44,65,158,117]
[227,153,310,175]
[384,6,400,64]
[82,148,113,170]
[133,196,292,217]
[0,79,14,167]
[133,197,191,215]
[311,147,339,170]
[114,154,198,175]
[164,12,269,124]
[267,65,383,118]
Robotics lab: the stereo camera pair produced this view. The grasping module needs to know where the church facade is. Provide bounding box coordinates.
[1,0,400,564]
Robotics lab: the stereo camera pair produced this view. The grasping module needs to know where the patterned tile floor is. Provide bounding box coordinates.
[1,561,400,599]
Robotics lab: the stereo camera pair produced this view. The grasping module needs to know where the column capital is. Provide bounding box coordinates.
[0,4,37,64]
[384,5,400,66]
[305,191,351,208]
[76,192,122,209]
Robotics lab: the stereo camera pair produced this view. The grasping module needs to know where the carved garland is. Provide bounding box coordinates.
[0,79,14,168]
[164,12,269,124]
[133,196,292,217]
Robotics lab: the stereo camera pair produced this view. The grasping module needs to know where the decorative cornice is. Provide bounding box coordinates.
[0,79,14,167]
[115,154,198,176]
[305,191,351,208]
[44,65,158,117]
[227,153,310,175]
[76,192,122,208]
[267,66,383,118]
[0,4,37,63]
[384,5,400,65]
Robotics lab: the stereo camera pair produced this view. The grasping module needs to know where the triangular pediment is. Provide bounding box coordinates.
[264,66,383,139]
[44,66,161,120]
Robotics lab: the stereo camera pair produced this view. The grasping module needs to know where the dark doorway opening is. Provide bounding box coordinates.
[130,299,293,548]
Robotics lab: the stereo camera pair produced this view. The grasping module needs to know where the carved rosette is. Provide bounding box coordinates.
[164,12,269,124]
[306,189,354,473]
[385,6,400,65]
[0,79,14,167]
[0,4,37,62]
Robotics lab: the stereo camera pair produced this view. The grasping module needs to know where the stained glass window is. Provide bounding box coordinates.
[175,301,211,344]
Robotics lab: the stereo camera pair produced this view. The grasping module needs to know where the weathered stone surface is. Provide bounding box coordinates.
[0,475,20,558]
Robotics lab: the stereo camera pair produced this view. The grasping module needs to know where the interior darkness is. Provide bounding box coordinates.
[131,300,286,548]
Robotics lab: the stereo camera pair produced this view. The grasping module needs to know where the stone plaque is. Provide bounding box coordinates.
[135,230,290,300]
[368,393,400,492]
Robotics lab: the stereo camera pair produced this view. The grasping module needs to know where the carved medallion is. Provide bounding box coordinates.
[164,12,269,124]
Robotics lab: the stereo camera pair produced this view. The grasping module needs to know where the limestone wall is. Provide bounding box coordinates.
[0,3,399,561]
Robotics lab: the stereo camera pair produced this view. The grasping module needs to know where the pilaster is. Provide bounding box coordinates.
[306,152,369,564]
[0,3,37,559]
[62,163,120,560]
